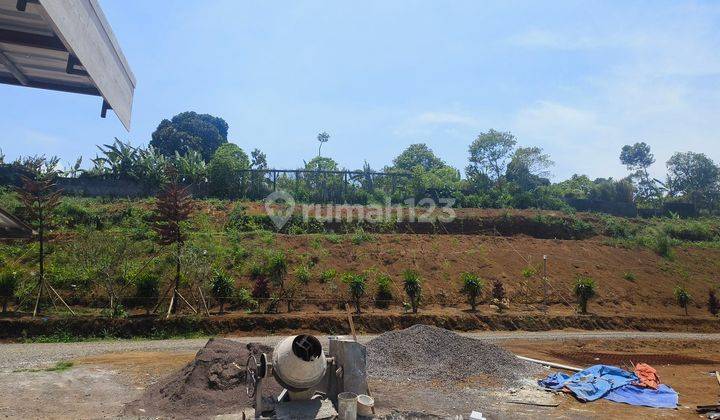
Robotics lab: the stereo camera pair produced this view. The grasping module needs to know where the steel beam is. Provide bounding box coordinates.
[0,50,28,85]
[0,28,67,52]
[0,74,99,96]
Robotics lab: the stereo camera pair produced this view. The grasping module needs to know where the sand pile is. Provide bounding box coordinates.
[124,338,281,418]
[366,324,538,384]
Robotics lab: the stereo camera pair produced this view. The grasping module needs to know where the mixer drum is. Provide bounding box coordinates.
[272,334,327,391]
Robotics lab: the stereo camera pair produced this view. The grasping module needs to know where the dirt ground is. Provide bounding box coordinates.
[0,332,718,419]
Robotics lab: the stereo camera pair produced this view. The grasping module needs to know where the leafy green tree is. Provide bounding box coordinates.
[403,269,422,314]
[505,146,554,191]
[666,152,720,211]
[207,143,250,198]
[460,272,484,311]
[211,270,235,314]
[92,138,140,179]
[251,149,268,169]
[0,270,19,313]
[150,111,229,160]
[134,272,160,315]
[574,275,596,314]
[305,156,339,171]
[620,142,661,204]
[343,272,367,314]
[393,143,445,172]
[674,285,691,316]
[317,131,330,157]
[467,129,517,183]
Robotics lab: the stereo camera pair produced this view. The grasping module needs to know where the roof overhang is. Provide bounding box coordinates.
[0,206,32,239]
[0,0,135,129]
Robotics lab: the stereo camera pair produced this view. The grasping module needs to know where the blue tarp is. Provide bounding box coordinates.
[538,364,678,409]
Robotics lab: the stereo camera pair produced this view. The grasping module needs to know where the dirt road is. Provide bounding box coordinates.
[1,331,719,419]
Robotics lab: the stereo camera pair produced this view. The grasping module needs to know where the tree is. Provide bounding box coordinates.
[251,149,268,169]
[211,270,235,314]
[403,269,422,314]
[674,285,691,316]
[620,142,661,203]
[505,146,554,191]
[150,111,229,160]
[317,131,330,157]
[135,273,160,315]
[93,138,140,179]
[466,129,517,183]
[16,168,73,317]
[666,152,720,211]
[153,168,194,316]
[305,156,339,171]
[207,143,250,198]
[708,288,719,316]
[574,275,596,314]
[460,272,484,312]
[393,143,445,172]
[343,272,367,314]
[0,270,19,313]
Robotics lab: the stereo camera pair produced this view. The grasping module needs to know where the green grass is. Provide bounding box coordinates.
[14,361,74,373]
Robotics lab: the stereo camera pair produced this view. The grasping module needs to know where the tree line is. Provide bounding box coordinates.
[2,111,719,213]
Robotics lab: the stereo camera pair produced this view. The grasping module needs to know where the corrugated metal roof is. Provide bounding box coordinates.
[0,0,135,129]
[0,206,32,239]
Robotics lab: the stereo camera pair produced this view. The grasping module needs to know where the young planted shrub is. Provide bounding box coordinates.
[460,272,484,312]
[708,289,719,316]
[211,270,235,314]
[0,270,19,313]
[491,278,506,313]
[319,269,337,283]
[674,285,691,316]
[403,269,422,314]
[234,287,258,312]
[574,275,596,314]
[134,272,160,315]
[343,272,367,314]
[294,265,311,285]
[375,273,393,309]
[252,277,270,300]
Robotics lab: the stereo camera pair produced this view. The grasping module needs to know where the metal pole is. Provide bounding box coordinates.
[542,255,548,305]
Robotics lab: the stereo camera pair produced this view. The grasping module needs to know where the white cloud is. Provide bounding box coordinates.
[393,111,482,138]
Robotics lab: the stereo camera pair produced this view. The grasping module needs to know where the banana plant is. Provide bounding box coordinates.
[92,138,139,179]
[174,150,207,184]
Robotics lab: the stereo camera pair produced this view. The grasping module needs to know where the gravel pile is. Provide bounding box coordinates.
[366,324,538,384]
[123,338,281,418]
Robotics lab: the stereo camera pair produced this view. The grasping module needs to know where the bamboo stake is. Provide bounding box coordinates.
[152,282,174,314]
[46,283,76,316]
[166,290,175,319]
[516,355,582,372]
[344,303,357,342]
[176,291,198,314]
[32,281,42,317]
[198,286,210,317]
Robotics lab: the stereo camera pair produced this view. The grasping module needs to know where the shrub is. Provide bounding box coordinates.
[623,272,636,281]
[351,228,374,245]
[252,277,270,300]
[708,289,719,316]
[234,287,258,311]
[319,268,337,283]
[211,270,235,314]
[265,251,288,289]
[294,266,311,285]
[652,230,675,259]
[134,272,160,315]
[342,272,367,314]
[674,285,691,316]
[574,275,596,314]
[460,272,484,312]
[375,273,393,309]
[0,270,19,313]
[491,279,506,313]
[403,269,422,314]
[521,266,537,278]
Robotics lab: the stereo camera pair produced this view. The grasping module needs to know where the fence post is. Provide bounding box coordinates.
[542,254,548,305]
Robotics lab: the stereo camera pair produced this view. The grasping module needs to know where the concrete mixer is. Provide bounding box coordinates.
[245,334,370,419]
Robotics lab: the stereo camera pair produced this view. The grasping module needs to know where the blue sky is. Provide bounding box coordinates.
[2,0,719,180]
